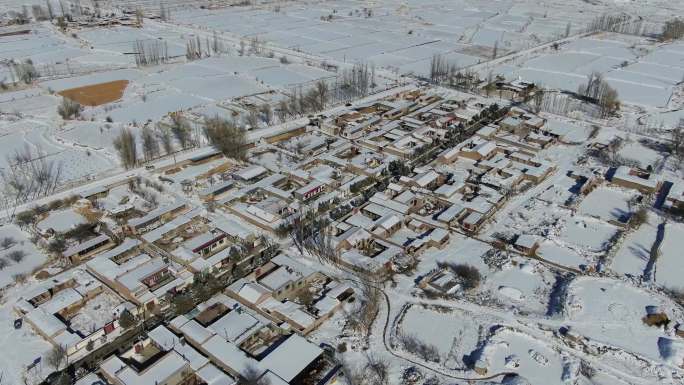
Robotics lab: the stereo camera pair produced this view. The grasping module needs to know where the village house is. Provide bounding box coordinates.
[199,179,235,202]
[610,166,661,194]
[332,225,402,276]
[87,244,191,311]
[125,201,189,234]
[226,254,351,335]
[459,140,498,161]
[63,234,114,264]
[168,294,337,384]
[293,180,327,202]
[514,234,540,256]
[665,182,684,211]
[418,267,462,295]
[14,268,139,363]
[405,227,450,254]
[233,165,268,183]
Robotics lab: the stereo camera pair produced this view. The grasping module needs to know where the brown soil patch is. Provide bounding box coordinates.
[58,80,129,106]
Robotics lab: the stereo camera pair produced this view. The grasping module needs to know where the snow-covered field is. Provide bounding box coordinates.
[479,328,571,385]
[484,259,555,315]
[612,212,658,278]
[577,186,635,223]
[656,222,684,291]
[488,34,684,109]
[397,304,482,366]
[0,224,48,288]
[565,277,684,375]
[0,280,56,385]
[559,217,619,254]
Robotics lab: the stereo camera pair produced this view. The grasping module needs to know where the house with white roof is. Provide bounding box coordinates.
[126,201,188,234]
[233,165,268,182]
[665,181,684,211]
[14,268,136,360]
[62,234,114,264]
[514,234,540,256]
[610,166,660,194]
[87,252,190,309]
[100,324,235,385]
[226,254,345,334]
[459,140,498,161]
[167,294,338,384]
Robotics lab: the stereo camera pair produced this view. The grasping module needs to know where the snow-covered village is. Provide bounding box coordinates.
[0,1,684,385]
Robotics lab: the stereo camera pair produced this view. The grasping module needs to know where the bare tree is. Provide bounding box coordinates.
[346,279,381,338]
[11,60,38,84]
[204,117,248,161]
[281,208,338,265]
[211,31,225,54]
[533,88,544,113]
[141,125,159,161]
[158,124,174,155]
[276,100,289,123]
[259,104,273,125]
[7,250,25,263]
[134,39,168,67]
[170,112,192,149]
[57,97,80,119]
[246,108,259,129]
[671,119,684,166]
[46,0,54,20]
[314,80,329,110]
[135,7,143,27]
[239,364,270,385]
[186,36,204,61]
[248,36,262,55]
[578,72,620,117]
[1,237,16,250]
[363,353,389,385]
[338,62,372,100]
[429,54,448,83]
[113,127,138,169]
[661,18,684,41]
[46,344,67,371]
[239,39,246,56]
[159,2,170,21]
[339,358,364,385]
[397,333,440,362]
[1,145,62,218]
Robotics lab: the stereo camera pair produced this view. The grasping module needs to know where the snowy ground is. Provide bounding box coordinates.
[396,304,483,368]
[577,186,635,224]
[482,34,684,109]
[0,224,49,288]
[564,277,684,381]
[0,280,57,385]
[655,221,684,291]
[612,211,659,278]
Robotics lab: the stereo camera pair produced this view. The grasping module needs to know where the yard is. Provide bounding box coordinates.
[396,304,483,368]
[577,187,635,224]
